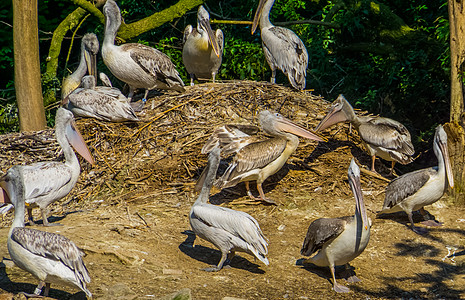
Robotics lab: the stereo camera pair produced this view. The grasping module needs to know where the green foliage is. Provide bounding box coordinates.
[221,38,268,81]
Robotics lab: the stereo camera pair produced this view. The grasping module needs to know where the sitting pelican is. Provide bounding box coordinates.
[182,5,223,86]
[62,33,98,100]
[379,125,454,234]
[64,75,139,122]
[301,159,371,293]
[315,94,414,174]
[198,110,326,204]
[251,0,308,90]
[0,108,94,226]
[189,147,269,272]
[102,0,185,104]
[0,167,91,298]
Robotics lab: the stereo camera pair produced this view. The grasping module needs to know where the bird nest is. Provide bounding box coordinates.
[1,80,368,225]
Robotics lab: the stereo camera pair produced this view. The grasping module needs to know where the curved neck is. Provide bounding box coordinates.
[56,122,79,168]
[259,0,274,29]
[195,149,220,205]
[433,141,445,176]
[284,133,300,151]
[72,46,88,82]
[103,12,119,47]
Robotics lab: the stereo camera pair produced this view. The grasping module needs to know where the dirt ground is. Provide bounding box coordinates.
[0,82,464,300]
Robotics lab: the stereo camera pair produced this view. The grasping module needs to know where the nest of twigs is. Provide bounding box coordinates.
[1,80,360,224]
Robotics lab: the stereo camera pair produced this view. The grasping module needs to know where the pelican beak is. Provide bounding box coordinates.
[275,116,328,142]
[348,160,369,230]
[84,50,97,78]
[0,186,10,205]
[66,120,95,165]
[252,0,266,34]
[200,17,221,57]
[314,96,348,132]
[438,132,454,189]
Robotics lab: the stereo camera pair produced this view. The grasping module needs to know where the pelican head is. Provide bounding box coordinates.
[314,94,356,132]
[251,0,270,34]
[56,108,95,165]
[434,125,454,189]
[347,159,369,230]
[197,5,220,57]
[81,75,97,89]
[103,0,122,37]
[82,33,99,78]
[258,110,326,142]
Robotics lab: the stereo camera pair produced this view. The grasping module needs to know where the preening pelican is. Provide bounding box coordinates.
[301,159,371,293]
[315,94,414,174]
[0,167,91,298]
[102,0,185,103]
[198,110,325,204]
[62,33,98,100]
[251,0,308,90]
[183,5,224,86]
[0,108,94,226]
[189,147,269,272]
[379,125,454,234]
[64,75,139,122]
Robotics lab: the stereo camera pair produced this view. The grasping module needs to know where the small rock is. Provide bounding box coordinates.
[158,288,191,300]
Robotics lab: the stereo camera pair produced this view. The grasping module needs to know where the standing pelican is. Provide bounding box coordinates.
[251,0,308,90]
[64,75,139,122]
[198,110,326,204]
[62,33,98,100]
[183,5,223,86]
[0,108,94,226]
[102,0,185,104]
[301,159,371,293]
[190,147,269,272]
[0,167,91,298]
[315,94,414,173]
[379,125,454,234]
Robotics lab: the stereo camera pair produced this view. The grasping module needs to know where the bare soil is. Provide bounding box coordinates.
[0,81,464,300]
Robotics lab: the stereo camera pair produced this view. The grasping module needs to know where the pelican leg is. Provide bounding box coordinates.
[27,281,45,297]
[202,251,228,272]
[190,74,195,86]
[27,207,36,226]
[390,161,396,175]
[329,264,349,293]
[407,211,427,234]
[270,69,276,84]
[44,283,51,297]
[419,208,443,227]
[40,207,61,227]
[127,86,135,102]
[371,155,376,172]
[256,183,277,205]
[212,72,216,83]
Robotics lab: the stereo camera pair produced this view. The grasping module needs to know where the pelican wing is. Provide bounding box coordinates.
[234,137,287,173]
[68,87,138,122]
[192,204,268,255]
[382,167,435,210]
[19,163,73,200]
[301,216,352,256]
[263,26,308,88]
[11,227,90,284]
[358,117,414,155]
[124,43,184,86]
[216,29,224,53]
[202,124,260,154]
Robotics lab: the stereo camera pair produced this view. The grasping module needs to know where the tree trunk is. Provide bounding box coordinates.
[13,0,46,131]
[446,0,465,201]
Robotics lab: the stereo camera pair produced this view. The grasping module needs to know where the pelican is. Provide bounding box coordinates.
[379,125,454,234]
[62,33,98,100]
[301,159,371,293]
[182,5,223,86]
[198,110,326,204]
[251,0,308,90]
[0,167,91,298]
[315,94,414,173]
[189,147,269,272]
[102,0,185,104]
[0,108,94,226]
[63,75,139,122]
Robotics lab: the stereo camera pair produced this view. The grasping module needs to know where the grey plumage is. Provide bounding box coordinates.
[252,0,308,90]
[189,147,269,271]
[3,166,91,298]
